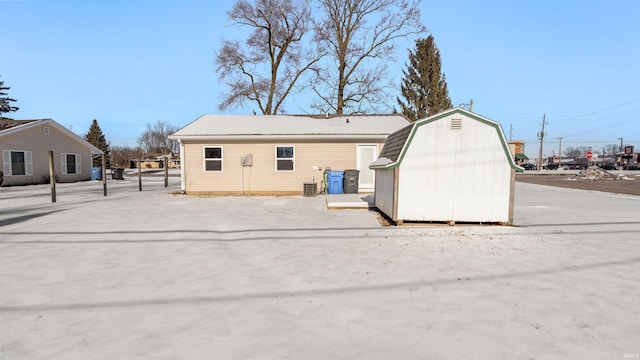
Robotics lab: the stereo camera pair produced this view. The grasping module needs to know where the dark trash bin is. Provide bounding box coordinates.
[112,168,124,180]
[327,171,344,194]
[343,169,360,194]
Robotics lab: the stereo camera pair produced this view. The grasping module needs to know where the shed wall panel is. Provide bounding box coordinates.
[396,115,512,222]
[373,169,395,218]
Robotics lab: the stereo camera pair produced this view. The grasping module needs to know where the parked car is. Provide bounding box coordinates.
[627,164,640,170]
[521,163,537,170]
[599,163,617,170]
[563,164,586,170]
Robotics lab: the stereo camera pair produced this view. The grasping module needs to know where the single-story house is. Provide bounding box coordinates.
[168,114,410,195]
[1,118,103,186]
[370,108,523,225]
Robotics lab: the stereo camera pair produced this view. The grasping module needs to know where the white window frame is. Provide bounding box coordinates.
[203,146,223,172]
[275,145,295,172]
[2,150,33,176]
[43,127,50,135]
[61,153,81,175]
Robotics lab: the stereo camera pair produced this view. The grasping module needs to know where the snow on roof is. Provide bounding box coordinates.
[170,114,410,139]
[0,118,39,132]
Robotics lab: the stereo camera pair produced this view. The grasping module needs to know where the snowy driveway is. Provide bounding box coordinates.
[1,178,639,359]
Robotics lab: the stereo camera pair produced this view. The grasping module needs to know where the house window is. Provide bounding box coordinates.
[204,147,222,171]
[2,150,33,176]
[43,127,50,135]
[61,153,81,174]
[276,146,294,171]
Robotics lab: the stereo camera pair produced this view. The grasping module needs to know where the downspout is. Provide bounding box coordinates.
[179,139,186,193]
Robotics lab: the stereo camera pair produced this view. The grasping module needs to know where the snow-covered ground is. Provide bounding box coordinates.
[1,177,639,359]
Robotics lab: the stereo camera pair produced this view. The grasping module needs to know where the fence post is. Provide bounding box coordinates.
[138,159,142,191]
[101,154,107,196]
[164,156,169,188]
[48,151,56,203]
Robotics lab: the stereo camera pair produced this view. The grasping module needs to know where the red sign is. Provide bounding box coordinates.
[586,151,593,159]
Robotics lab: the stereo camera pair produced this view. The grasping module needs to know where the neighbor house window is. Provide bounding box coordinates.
[276,146,294,171]
[2,150,33,176]
[61,153,81,174]
[204,147,222,171]
[43,127,49,135]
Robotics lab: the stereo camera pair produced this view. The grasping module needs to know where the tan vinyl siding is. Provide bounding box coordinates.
[182,139,385,195]
[0,123,94,186]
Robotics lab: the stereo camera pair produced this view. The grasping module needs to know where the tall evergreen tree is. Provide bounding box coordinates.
[0,77,20,119]
[85,119,110,167]
[397,35,452,121]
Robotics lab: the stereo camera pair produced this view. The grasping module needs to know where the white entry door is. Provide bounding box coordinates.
[357,144,378,191]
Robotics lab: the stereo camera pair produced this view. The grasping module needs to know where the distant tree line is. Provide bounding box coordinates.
[83,119,179,169]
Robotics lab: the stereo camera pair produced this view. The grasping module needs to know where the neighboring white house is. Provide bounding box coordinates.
[0,118,103,186]
[168,114,410,195]
[370,108,523,224]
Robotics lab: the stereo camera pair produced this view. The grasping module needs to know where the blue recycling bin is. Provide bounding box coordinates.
[327,171,344,194]
[90,167,102,180]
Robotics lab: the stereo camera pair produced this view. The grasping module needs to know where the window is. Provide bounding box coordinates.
[43,127,50,135]
[276,146,294,171]
[2,150,33,176]
[204,147,222,171]
[61,153,81,174]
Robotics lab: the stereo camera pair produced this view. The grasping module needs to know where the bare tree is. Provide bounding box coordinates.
[137,121,179,156]
[604,144,618,156]
[565,146,592,158]
[216,0,324,114]
[110,145,142,168]
[312,0,426,115]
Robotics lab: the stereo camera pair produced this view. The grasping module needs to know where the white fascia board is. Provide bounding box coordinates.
[169,134,391,141]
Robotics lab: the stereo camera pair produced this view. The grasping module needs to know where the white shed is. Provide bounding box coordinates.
[370,108,523,225]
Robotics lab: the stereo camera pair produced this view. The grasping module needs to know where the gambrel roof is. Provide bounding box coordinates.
[370,108,523,172]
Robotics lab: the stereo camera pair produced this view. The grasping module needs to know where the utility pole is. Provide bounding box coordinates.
[557,137,563,165]
[509,124,513,142]
[469,99,473,112]
[618,137,623,167]
[537,114,547,171]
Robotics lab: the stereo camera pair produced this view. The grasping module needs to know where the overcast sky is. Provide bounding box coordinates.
[2,0,639,158]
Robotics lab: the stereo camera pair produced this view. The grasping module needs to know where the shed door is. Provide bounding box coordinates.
[357,145,377,191]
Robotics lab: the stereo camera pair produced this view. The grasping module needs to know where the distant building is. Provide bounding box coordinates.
[1,118,103,186]
[509,140,528,164]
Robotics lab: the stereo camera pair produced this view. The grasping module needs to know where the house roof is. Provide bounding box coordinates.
[370,108,524,172]
[0,118,38,131]
[0,118,103,155]
[169,114,411,140]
